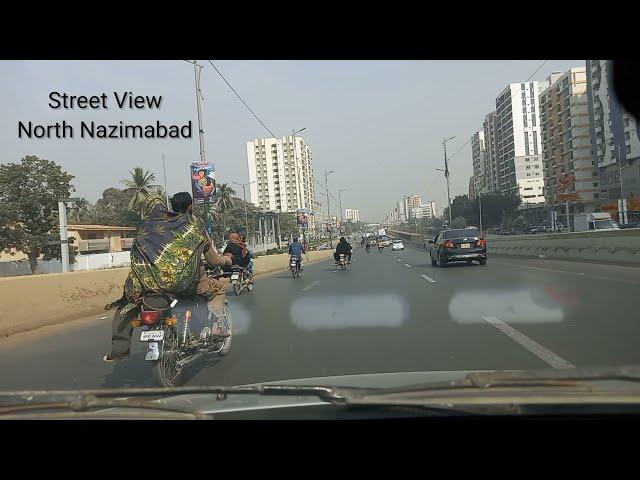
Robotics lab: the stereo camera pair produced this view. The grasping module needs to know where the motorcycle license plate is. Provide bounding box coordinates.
[231,273,239,280]
[140,330,164,342]
[460,243,470,249]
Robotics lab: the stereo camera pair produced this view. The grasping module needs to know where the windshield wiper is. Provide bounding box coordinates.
[0,385,353,419]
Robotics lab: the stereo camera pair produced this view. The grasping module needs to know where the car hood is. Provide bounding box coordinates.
[148,370,496,414]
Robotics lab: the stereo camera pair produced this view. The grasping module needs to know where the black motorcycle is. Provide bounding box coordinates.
[132,268,233,387]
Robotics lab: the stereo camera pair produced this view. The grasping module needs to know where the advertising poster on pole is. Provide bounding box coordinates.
[297,208,310,229]
[190,161,217,205]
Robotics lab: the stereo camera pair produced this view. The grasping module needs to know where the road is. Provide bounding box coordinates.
[1,243,639,390]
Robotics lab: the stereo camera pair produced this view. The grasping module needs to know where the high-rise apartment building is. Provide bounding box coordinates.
[471,130,486,195]
[247,135,319,213]
[540,67,598,226]
[586,60,640,209]
[344,208,360,222]
[495,81,548,204]
[483,111,498,193]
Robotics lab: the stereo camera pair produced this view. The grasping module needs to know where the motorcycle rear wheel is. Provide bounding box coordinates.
[151,326,183,387]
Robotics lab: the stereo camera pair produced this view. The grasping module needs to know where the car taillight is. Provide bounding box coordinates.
[443,240,454,248]
[140,310,162,326]
[477,239,487,247]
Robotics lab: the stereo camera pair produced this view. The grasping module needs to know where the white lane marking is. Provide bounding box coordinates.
[302,281,319,291]
[481,316,574,369]
[397,259,403,262]
[404,263,412,268]
[420,274,437,283]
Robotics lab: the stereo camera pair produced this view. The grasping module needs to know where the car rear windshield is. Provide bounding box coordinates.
[393,240,402,243]
[444,229,480,239]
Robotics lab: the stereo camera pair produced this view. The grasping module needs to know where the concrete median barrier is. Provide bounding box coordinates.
[388,228,640,265]
[0,249,335,338]
[485,228,640,265]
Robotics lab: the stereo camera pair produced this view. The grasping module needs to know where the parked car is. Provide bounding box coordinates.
[391,239,404,251]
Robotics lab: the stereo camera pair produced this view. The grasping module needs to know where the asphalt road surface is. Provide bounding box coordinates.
[1,243,639,391]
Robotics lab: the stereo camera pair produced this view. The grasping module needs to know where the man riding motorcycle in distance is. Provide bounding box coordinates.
[334,236,352,264]
[240,234,255,276]
[103,192,233,363]
[289,236,305,271]
[223,232,254,283]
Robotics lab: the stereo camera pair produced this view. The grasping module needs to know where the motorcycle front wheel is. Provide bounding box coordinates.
[151,325,183,387]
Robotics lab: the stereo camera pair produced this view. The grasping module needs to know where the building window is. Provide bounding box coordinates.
[624,118,630,128]
[532,115,536,127]
[626,145,631,154]
[523,115,528,127]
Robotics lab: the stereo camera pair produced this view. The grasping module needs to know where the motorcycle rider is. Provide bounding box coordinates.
[289,236,305,271]
[223,232,254,283]
[103,192,232,363]
[334,236,352,264]
[365,241,371,253]
[241,234,255,276]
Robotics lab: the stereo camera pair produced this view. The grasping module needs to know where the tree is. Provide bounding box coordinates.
[0,155,77,273]
[69,197,90,223]
[88,187,140,226]
[452,216,467,229]
[120,167,161,218]
[214,183,236,234]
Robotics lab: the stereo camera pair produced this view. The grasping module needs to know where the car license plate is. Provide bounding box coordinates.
[231,273,239,280]
[291,262,297,267]
[461,243,470,248]
[140,330,164,342]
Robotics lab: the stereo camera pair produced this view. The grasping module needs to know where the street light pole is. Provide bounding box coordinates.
[442,136,456,227]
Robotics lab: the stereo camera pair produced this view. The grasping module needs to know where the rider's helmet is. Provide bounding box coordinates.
[293,236,299,242]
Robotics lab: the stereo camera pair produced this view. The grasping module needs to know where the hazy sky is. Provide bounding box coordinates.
[0,60,582,221]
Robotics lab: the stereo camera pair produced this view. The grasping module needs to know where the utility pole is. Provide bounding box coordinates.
[338,188,346,234]
[325,170,334,246]
[162,154,169,209]
[442,136,455,227]
[193,61,205,163]
[190,60,214,237]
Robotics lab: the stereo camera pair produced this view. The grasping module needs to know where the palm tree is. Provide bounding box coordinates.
[215,183,236,234]
[71,197,90,223]
[121,167,161,218]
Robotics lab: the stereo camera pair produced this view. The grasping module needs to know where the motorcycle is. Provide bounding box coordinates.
[131,267,233,387]
[378,244,384,252]
[290,256,302,278]
[230,265,253,296]
[365,244,371,253]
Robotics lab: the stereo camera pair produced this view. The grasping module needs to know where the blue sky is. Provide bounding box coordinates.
[0,60,582,221]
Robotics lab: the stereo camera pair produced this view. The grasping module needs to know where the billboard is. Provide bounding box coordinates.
[190,161,216,205]
[297,208,310,229]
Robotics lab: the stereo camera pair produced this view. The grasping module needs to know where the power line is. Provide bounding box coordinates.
[204,60,344,214]
[207,60,279,139]
[448,60,549,162]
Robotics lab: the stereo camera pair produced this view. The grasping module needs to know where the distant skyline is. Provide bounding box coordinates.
[0,60,582,222]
